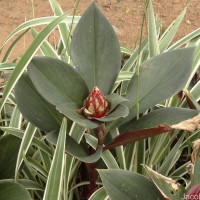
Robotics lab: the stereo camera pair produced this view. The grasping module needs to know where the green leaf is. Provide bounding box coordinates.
[95,104,129,122]
[2,28,30,62]
[49,0,71,54]
[71,2,121,95]
[0,127,52,156]
[168,27,200,50]
[0,182,32,200]
[116,71,134,83]
[64,122,85,195]
[158,133,185,176]
[185,43,200,89]
[0,135,21,179]
[0,13,67,111]
[15,72,62,132]
[181,82,200,107]
[27,157,48,178]
[15,123,37,178]
[28,56,89,107]
[110,128,126,169]
[56,102,99,129]
[126,47,195,123]
[106,93,128,113]
[143,165,184,200]
[46,131,102,163]
[43,118,67,200]
[191,150,200,186]
[30,29,59,58]
[98,169,165,200]
[0,179,44,191]
[0,16,80,50]
[85,134,119,169]
[122,107,199,132]
[89,187,107,200]
[159,8,186,52]
[148,0,160,57]
[9,106,22,128]
[0,63,16,70]
[121,38,148,72]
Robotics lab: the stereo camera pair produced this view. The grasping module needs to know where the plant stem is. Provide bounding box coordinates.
[97,123,108,146]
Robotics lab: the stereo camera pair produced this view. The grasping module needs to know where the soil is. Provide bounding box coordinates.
[0,0,200,61]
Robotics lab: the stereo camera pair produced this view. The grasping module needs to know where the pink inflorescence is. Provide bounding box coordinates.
[84,87,109,118]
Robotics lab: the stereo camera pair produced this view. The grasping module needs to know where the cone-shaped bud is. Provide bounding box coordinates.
[185,184,200,200]
[84,87,109,118]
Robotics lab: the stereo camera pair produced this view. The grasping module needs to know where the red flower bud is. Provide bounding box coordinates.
[185,184,200,200]
[84,87,109,118]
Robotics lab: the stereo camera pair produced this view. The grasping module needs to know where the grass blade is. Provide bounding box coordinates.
[0,13,67,112]
[116,71,134,83]
[2,28,30,62]
[49,0,72,55]
[0,16,80,51]
[185,42,200,88]
[43,117,67,200]
[9,106,22,128]
[168,27,200,50]
[0,127,52,155]
[159,8,186,52]
[15,123,37,180]
[30,28,59,58]
[110,128,126,169]
[148,0,159,57]
[0,63,16,70]
[89,187,108,200]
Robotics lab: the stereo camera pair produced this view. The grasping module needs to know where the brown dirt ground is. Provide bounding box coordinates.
[0,0,200,61]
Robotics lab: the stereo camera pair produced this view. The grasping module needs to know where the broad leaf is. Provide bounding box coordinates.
[56,102,99,129]
[98,169,165,200]
[15,72,62,132]
[46,131,102,163]
[85,134,119,169]
[0,182,32,200]
[121,107,199,132]
[0,127,52,156]
[95,104,129,122]
[28,56,89,107]
[71,2,121,95]
[106,93,128,113]
[104,124,171,150]
[89,187,107,200]
[125,47,195,123]
[143,165,184,200]
[0,135,21,179]
[0,179,44,191]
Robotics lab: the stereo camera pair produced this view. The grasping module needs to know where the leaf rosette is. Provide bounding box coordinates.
[14,2,197,150]
[15,2,128,130]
